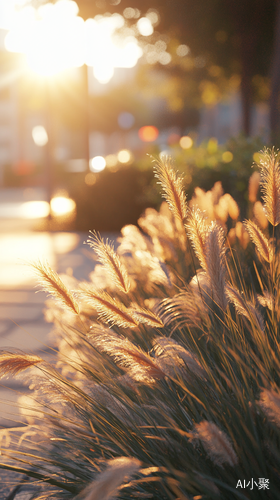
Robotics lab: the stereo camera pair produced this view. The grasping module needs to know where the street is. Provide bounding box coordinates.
[0,187,114,427]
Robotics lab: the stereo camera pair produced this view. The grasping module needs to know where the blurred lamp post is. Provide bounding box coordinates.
[4,0,144,209]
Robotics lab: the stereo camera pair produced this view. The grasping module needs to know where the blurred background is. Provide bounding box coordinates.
[0,0,278,232]
[1,0,280,424]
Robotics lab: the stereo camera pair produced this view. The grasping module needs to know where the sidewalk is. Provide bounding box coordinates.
[0,228,118,427]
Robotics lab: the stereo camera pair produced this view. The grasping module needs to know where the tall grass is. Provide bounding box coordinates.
[1,149,280,499]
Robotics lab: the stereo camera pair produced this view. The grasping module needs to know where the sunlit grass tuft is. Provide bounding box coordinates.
[1,148,280,499]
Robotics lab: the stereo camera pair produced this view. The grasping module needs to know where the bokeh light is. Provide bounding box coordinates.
[146,10,159,25]
[176,44,190,57]
[207,137,218,154]
[138,126,159,142]
[222,151,233,163]
[123,7,140,19]
[253,152,261,163]
[137,17,153,36]
[105,154,118,168]
[90,156,106,172]
[21,201,50,218]
[85,173,97,186]
[32,126,48,146]
[117,149,132,164]
[180,136,193,149]
[50,196,76,216]
[158,52,171,65]
[85,15,142,83]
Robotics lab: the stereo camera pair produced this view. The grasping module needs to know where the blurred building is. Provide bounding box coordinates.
[0,29,19,183]
[0,24,271,188]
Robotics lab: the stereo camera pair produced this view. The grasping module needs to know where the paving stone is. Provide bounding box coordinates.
[0,305,43,321]
[0,290,45,304]
[0,322,52,352]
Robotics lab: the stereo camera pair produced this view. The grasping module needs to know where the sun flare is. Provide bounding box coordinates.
[4,0,143,81]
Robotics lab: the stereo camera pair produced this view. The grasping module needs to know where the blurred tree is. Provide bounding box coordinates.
[270,0,280,142]
[31,0,279,137]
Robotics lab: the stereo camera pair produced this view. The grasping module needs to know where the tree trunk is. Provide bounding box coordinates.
[240,43,253,136]
[227,0,267,136]
[270,0,280,144]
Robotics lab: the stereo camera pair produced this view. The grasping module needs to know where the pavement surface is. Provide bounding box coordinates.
[0,187,118,430]
[0,187,111,498]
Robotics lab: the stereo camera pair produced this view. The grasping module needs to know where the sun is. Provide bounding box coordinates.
[4,0,143,81]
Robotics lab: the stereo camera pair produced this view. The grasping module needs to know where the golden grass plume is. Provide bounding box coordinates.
[0,352,42,379]
[243,220,273,263]
[87,232,130,293]
[153,156,188,224]
[186,208,208,270]
[79,284,138,328]
[258,388,280,427]
[248,171,260,203]
[75,457,141,500]
[253,201,268,229]
[90,330,166,383]
[30,260,79,314]
[129,304,164,328]
[205,222,227,310]
[153,337,206,379]
[191,421,238,467]
[258,148,280,226]
[226,284,264,332]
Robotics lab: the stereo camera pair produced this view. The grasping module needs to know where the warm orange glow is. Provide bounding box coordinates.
[85,173,97,185]
[21,201,50,218]
[138,126,159,142]
[50,196,76,216]
[14,161,35,176]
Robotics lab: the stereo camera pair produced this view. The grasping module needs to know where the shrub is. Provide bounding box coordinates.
[1,149,280,499]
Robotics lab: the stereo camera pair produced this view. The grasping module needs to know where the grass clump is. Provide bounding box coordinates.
[1,149,280,499]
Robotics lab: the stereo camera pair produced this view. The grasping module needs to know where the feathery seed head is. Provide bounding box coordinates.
[186,208,209,270]
[153,337,206,379]
[258,388,280,426]
[243,220,273,263]
[191,421,238,467]
[153,156,188,224]
[79,284,138,328]
[253,201,268,229]
[257,291,274,310]
[129,304,164,328]
[75,457,141,500]
[0,352,42,379]
[30,260,79,314]
[91,330,166,383]
[205,222,227,309]
[257,148,280,226]
[248,171,260,203]
[235,221,250,249]
[87,231,131,293]
[226,284,265,332]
